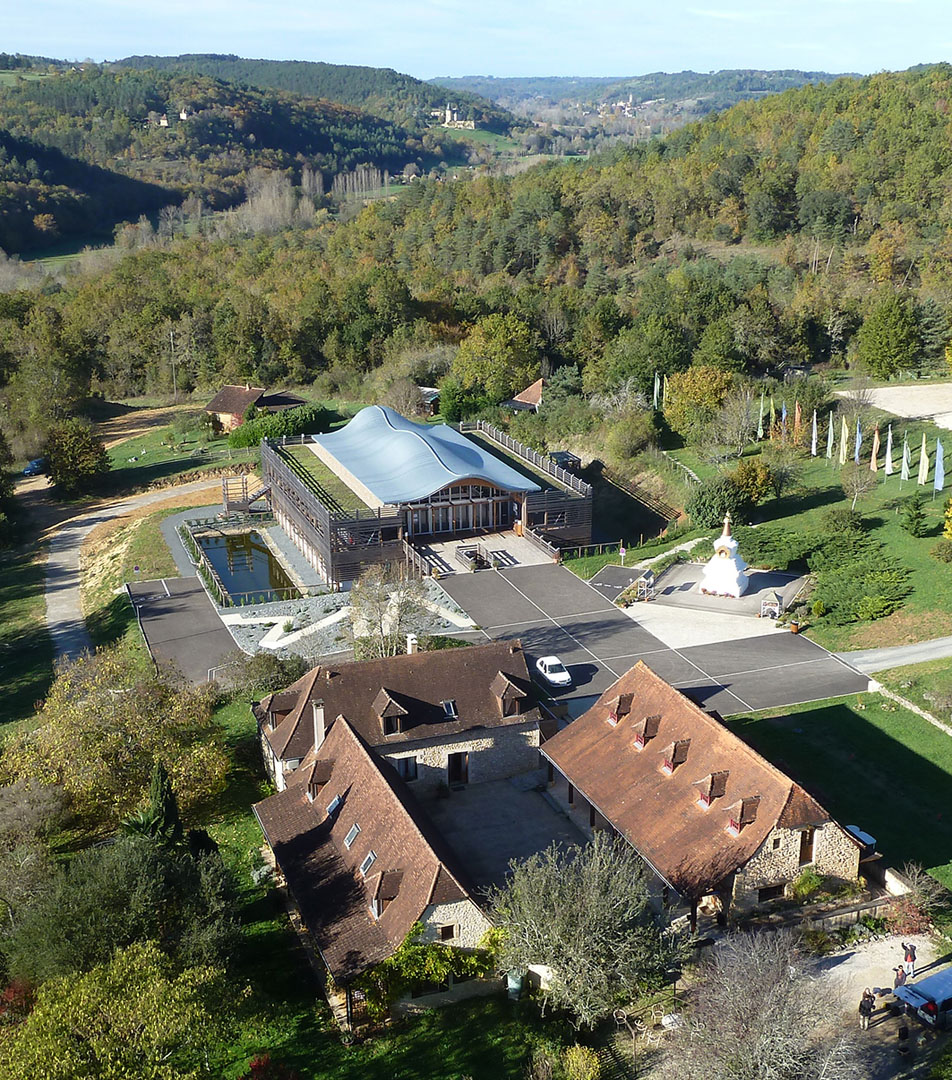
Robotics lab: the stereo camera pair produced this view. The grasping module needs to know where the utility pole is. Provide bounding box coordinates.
[169,327,177,401]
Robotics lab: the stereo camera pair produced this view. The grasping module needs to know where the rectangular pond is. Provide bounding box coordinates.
[196,530,300,604]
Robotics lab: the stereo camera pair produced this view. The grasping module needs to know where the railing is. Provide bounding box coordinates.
[227,586,301,605]
[460,421,592,496]
[403,538,438,578]
[601,466,680,523]
[177,523,227,607]
[523,527,562,562]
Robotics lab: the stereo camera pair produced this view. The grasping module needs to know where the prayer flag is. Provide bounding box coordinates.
[870,426,880,472]
[936,438,945,494]
[811,410,818,457]
[839,416,849,465]
[884,424,894,476]
[757,392,764,440]
[854,419,862,464]
[769,396,776,432]
[653,371,660,410]
[918,433,930,485]
[794,401,802,443]
[901,433,910,483]
[826,411,834,459]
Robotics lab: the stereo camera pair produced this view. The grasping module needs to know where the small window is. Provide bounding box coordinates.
[395,756,418,781]
[383,715,399,736]
[370,897,381,920]
[439,924,456,941]
[325,794,342,816]
[772,836,782,851]
[441,699,459,719]
[758,884,786,903]
[359,850,377,876]
[344,824,360,849]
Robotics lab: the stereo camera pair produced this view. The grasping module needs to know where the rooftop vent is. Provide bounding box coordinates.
[606,693,634,727]
[633,714,662,750]
[661,738,691,775]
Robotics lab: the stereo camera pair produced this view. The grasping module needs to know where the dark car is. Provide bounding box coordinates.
[22,458,47,477]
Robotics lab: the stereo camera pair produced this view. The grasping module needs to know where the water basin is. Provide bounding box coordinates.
[196,530,299,604]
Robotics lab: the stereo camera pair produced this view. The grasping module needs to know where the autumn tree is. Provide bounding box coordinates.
[488,831,681,1029]
[451,313,540,403]
[349,564,426,658]
[659,932,863,1080]
[840,464,877,510]
[45,418,109,496]
[0,942,242,1080]
[0,649,228,832]
[663,365,733,443]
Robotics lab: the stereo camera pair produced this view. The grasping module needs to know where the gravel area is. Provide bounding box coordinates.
[839,383,952,430]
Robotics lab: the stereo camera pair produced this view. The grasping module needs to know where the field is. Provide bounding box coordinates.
[877,657,952,720]
[666,405,952,651]
[727,694,952,887]
[0,546,53,730]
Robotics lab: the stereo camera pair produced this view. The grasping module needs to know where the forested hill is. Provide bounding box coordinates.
[432,69,850,108]
[117,54,515,131]
[0,66,456,253]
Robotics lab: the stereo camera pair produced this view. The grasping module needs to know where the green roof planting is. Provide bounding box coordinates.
[311,406,541,505]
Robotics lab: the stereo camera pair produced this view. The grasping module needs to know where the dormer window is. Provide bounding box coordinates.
[371,896,382,920]
[344,824,360,849]
[726,796,761,836]
[696,771,729,809]
[661,739,691,775]
[359,850,377,876]
[325,794,342,817]
[383,715,399,736]
[607,693,633,726]
[442,699,459,720]
[633,714,661,749]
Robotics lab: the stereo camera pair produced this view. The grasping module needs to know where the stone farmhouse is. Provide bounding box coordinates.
[253,717,491,1021]
[255,639,541,797]
[205,384,306,432]
[541,661,863,928]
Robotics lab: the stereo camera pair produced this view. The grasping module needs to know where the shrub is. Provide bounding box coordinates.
[810,552,911,625]
[604,409,657,463]
[686,475,751,528]
[562,1044,601,1080]
[730,459,772,504]
[791,867,823,903]
[901,491,927,537]
[932,539,952,563]
[228,403,332,448]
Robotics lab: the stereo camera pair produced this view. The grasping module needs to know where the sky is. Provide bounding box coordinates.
[6,0,952,79]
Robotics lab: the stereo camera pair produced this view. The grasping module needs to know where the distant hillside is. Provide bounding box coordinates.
[118,54,515,132]
[0,65,462,252]
[432,69,851,109]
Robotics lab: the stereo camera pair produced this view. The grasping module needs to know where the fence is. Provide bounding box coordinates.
[177,523,227,606]
[600,466,680,524]
[523,527,562,562]
[460,421,592,496]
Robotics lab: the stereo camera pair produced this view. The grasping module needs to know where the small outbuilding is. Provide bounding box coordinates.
[205,384,306,432]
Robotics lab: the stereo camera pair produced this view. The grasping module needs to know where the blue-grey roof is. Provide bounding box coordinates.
[312,406,541,505]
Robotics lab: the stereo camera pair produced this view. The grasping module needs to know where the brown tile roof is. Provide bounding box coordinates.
[205,384,267,417]
[257,390,306,412]
[254,719,477,982]
[540,660,839,898]
[513,378,544,407]
[264,640,538,764]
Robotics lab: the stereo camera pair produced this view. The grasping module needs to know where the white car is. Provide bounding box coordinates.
[536,656,572,688]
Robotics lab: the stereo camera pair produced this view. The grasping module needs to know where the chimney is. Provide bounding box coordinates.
[406,633,419,655]
[312,699,325,749]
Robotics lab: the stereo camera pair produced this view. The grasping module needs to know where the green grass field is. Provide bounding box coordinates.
[105,424,258,494]
[727,694,952,887]
[877,658,952,720]
[281,445,370,512]
[0,546,53,730]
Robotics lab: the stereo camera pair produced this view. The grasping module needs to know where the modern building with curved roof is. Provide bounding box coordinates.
[258,406,592,587]
[310,406,541,507]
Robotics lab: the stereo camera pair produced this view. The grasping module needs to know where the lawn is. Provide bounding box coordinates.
[280,445,370,513]
[563,525,706,579]
[665,405,952,651]
[206,696,557,1079]
[726,693,952,887]
[0,546,53,730]
[877,658,952,721]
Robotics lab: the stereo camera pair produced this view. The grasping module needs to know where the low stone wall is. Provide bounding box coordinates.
[393,976,505,1017]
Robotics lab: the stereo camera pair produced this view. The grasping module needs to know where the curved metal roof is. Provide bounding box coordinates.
[312,406,540,505]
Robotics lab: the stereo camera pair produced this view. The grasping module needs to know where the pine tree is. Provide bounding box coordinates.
[149,762,184,846]
[901,490,927,538]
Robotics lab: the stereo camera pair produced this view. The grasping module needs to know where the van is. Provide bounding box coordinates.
[894,967,952,1028]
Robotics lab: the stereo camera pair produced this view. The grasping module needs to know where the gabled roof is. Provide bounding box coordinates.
[512,378,544,407]
[263,640,538,764]
[205,384,266,416]
[310,405,540,505]
[253,719,476,982]
[541,661,838,897]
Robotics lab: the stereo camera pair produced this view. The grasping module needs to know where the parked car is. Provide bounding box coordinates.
[894,966,952,1028]
[536,656,572,688]
[22,458,47,477]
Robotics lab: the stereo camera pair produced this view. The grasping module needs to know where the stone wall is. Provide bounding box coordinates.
[381,721,540,797]
[732,823,861,910]
[420,897,492,949]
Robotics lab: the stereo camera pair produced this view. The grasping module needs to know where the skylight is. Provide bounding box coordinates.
[441,699,459,719]
[325,794,342,816]
[359,850,377,876]
[344,824,360,849]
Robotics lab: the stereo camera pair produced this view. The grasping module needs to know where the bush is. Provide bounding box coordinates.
[686,475,751,528]
[932,539,952,563]
[562,1044,601,1080]
[604,409,657,463]
[45,419,109,496]
[730,459,772,504]
[791,867,823,902]
[901,491,927,537]
[228,403,331,448]
[810,550,911,625]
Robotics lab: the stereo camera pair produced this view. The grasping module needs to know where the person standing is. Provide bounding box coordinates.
[902,942,917,978]
[859,988,875,1030]
[894,966,907,990]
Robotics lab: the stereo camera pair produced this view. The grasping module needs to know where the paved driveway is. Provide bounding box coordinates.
[128,578,236,683]
[438,564,869,717]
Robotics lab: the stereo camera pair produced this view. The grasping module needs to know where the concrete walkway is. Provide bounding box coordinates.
[45,479,223,664]
[838,635,952,674]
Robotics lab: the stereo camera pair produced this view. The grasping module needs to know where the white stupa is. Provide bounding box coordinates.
[698,513,749,598]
